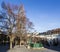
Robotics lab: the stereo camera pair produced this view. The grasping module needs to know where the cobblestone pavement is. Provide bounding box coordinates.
[7,45,59,52]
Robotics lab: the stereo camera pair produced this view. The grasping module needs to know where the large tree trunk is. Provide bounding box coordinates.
[10,37,13,49]
[19,38,21,47]
[10,40,13,49]
[9,35,15,49]
[15,40,17,46]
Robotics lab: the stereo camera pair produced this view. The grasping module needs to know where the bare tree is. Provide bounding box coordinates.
[1,2,17,49]
[16,4,34,46]
[1,2,34,49]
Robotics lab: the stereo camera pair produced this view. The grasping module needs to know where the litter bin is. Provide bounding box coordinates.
[33,43,43,48]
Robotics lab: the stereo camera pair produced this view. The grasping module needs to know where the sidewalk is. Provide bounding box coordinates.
[7,45,58,52]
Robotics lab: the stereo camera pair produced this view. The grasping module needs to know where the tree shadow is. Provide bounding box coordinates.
[43,44,60,52]
[0,44,10,52]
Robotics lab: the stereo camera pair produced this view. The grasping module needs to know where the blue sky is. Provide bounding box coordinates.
[0,0,60,32]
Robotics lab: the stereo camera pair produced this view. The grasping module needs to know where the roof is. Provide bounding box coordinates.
[39,28,60,35]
